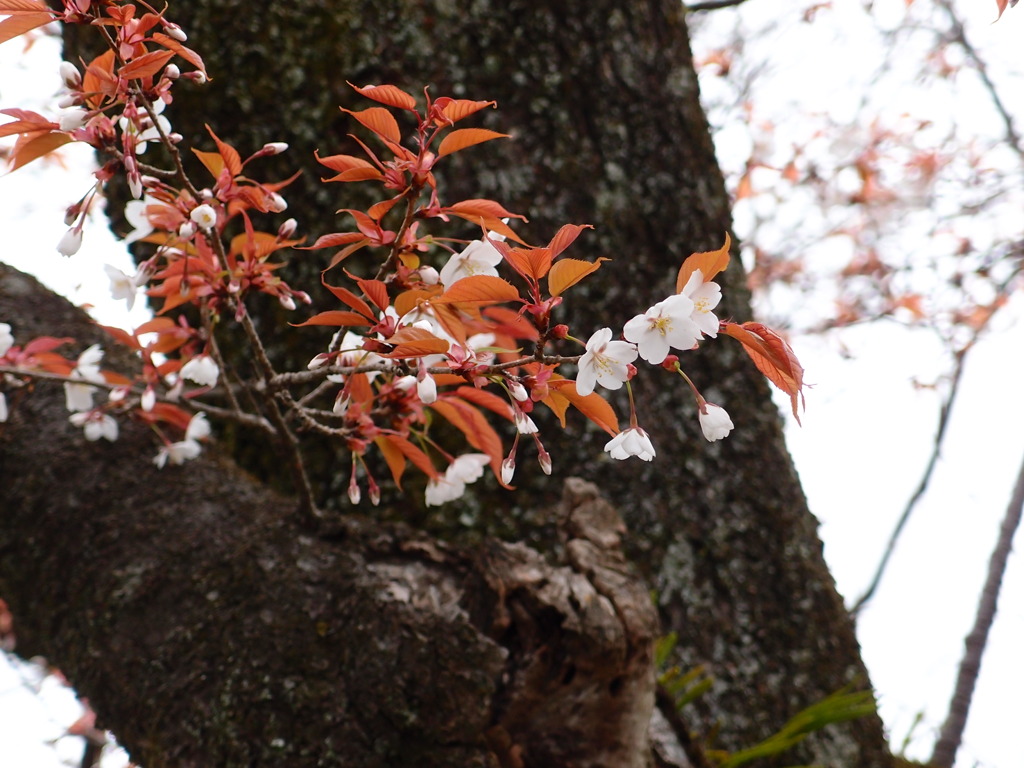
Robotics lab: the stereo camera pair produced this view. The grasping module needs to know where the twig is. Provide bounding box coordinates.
[654,684,717,768]
[930,448,1024,767]
[849,346,968,616]
[686,0,753,12]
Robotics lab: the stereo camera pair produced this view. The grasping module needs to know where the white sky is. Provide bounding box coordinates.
[1,3,1023,767]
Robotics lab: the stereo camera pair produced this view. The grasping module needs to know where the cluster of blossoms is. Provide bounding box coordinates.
[0,1,804,515]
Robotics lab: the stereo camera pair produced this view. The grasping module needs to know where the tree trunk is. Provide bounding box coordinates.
[3,0,894,765]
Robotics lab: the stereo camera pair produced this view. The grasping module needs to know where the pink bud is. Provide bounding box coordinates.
[277,218,297,239]
[57,227,83,257]
[164,63,181,79]
[267,193,288,213]
[163,23,188,41]
[537,448,552,475]
[59,61,81,89]
[279,295,297,311]
[501,456,515,485]
[348,477,361,505]
[262,141,289,155]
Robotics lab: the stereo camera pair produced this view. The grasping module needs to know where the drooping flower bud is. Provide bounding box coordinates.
[57,227,83,257]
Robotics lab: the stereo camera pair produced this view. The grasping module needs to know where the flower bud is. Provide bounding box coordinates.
[57,227,83,257]
[58,109,88,132]
[57,94,78,109]
[262,141,289,155]
[550,324,569,339]
[368,481,381,506]
[163,23,188,41]
[277,218,297,239]
[177,221,196,239]
[307,353,332,370]
[267,192,288,212]
[537,448,552,475]
[418,266,440,285]
[279,294,297,311]
[59,61,82,89]
[141,387,156,412]
[348,477,361,505]
[501,456,516,485]
[164,63,181,80]
[508,379,529,402]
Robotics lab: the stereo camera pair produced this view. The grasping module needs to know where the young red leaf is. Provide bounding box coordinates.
[720,321,805,423]
[0,108,56,139]
[290,310,373,328]
[0,0,50,11]
[356,278,390,313]
[548,257,609,297]
[0,11,52,47]
[380,327,450,358]
[430,397,505,478]
[454,385,515,421]
[305,232,365,250]
[375,435,408,489]
[547,223,594,259]
[676,233,731,293]
[348,82,417,111]
[321,280,377,320]
[394,287,442,318]
[119,49,175,81]
[438,99,496,124]
[382,433,439,479]
[150,32,208,77]
[437,128,510,157]
[341,106,402,145]
[206,125,242,177]
[549,379,620,435]
[8,132,72,172]
[434,275,521,305]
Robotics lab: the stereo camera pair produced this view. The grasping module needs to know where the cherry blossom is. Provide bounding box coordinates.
[698,403,734,441]
[575,328,638,396]
[604,426,656,461]
[69,411,118,442]
[64,345,104,412]
[425,453,490,506]
[623,294,701,364]
[679,270,722,338]
[181,355,219,387]
[0,323,12,357]
[104,264,147,310]
[189,204,217,230]
[154,439,202,468]
[439,237,502,286]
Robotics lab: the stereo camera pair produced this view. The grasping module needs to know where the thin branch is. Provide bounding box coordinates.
[686,0,753,12]
[930,447,1024,767]
[654,684,717,768]
[849,346,968,616]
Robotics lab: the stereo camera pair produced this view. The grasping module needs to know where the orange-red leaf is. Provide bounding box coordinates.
[342,106,401,144]
[549,378,620,435]
[430,397,505,480]
[380,326,450,358]
[548,257,609,296]
[206,125,242,177]
[454,385,514,421]
[0,10,51,46]
[322,279,376,320]
[676,233,731,293]
[348,82,417,111]
[547,223,593,259]
[291,310,373,328]
[437,128,509,157]
[394,287,442,317]
[435,275,520,305]
[356,278,390,313]
[8,132,71,172]
[0,0,49,11]
[438,99,496,124]
[150,32,208,77]
[119,49,175,81]
[375,435,408,489]
[720,321,805,423]
[383,433,439,479]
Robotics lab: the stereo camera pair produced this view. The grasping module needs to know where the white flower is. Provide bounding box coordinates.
[604,427,656,461]
[424,453,490,506]
[103,264,146,310]
[57,227,83,257]
[118,100,171,154]
[185,412,211,441]
[439,238,503,286]
[0,323,13,357]
[64,345,104,412]
[69,411,118,442]
[575,328,638,396]
[123,197,159,244]
[416,372,437,404]
[501,456,516,485]
[58,108,88,132]
[679,270,722,338]
[698,403,734,441]
[153,439,202,468]
[514,409,538,435]
[189,204,217,230]
[180,355,219,387]
[622,294,701,364]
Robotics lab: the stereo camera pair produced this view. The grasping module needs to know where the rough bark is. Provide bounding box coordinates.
[1,266,660,767]
[16,0,895,765]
